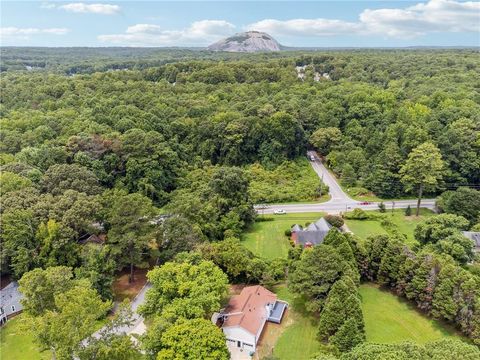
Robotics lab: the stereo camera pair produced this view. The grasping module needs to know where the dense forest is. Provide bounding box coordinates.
[1,48,479,359]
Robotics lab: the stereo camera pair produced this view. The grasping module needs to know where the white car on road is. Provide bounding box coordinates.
[274,209,287,215]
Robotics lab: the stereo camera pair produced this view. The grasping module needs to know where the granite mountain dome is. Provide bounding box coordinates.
[208,31,282,52]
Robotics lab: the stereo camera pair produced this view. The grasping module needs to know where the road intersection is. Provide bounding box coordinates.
[257,151,436,214]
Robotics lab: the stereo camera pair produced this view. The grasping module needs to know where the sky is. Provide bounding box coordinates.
[1,0,479,47]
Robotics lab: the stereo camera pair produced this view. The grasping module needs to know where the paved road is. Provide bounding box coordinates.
[258,151,436,214]
[307,150,355,204]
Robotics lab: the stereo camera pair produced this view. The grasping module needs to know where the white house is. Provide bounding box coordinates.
[219,285,287,355]
[1,281,23,325]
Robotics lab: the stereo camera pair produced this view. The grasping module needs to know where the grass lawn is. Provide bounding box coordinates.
[262,284,320,360]
[360,283,463,344]
[1,314,109,360]
[242,212,325,259]
[345,220,387,240]
[345,208,435,245]
[0,315,50,360]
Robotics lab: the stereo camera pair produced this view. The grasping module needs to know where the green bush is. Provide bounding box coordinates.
[405,205,412,216]
[344,208,369,220]
[284,229,292,237]
[378,202,386,213]
[324,214,344,228]
[255,217,274,222]
[347,187,370,197]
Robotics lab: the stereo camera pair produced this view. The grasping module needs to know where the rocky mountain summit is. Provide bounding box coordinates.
[208,31,282,52]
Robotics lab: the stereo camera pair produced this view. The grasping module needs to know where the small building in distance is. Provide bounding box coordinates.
[216,285,288,355]
[291,217,333,248]
[0,282,23,325]
[462,231,480,253]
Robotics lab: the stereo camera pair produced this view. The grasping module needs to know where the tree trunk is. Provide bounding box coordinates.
[129,262,134,283]
[416,184,424,217]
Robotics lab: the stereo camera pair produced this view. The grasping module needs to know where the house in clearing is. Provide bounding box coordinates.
[217,285,288,355]
[291,217,333,248]
[0,282,23,326]
[462,231,480,253]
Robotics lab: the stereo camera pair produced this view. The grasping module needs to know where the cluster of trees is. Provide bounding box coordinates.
[315,339,480,360]
[437,187,480,226]
[18,266,142,360]
[247,159,328,203]
[361,233,480,345]
[139,258,230,359]
[1,48,479,358]
[414,213,475,264]
[289,230,366,352]
[198,237,287,286]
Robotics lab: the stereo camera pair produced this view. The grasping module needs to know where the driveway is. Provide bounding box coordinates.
[89,282,152,342]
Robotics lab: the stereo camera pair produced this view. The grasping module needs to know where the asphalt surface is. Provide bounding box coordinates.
[258,151,436,214]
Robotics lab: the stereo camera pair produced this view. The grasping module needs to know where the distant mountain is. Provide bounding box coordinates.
[208,31,282,52]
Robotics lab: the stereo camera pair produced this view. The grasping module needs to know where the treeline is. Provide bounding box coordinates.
[361,233,480,345]
[289,230,367,352]
[0,163,256,294]
[1,51,478,203]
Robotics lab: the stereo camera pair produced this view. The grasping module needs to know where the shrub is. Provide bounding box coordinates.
[347,187,370,197]
[405,205,412,216]
[284,229,292,237]
[255,217,274,222]
[344,208,369,220]
[324,214,344,228]
[378,202,386,213]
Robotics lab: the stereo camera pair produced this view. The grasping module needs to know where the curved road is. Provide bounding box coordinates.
[258,151,436,214]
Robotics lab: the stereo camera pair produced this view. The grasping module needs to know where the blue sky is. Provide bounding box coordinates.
[1,1,479,47]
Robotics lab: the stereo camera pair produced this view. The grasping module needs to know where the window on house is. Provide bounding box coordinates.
[11,305,15,312]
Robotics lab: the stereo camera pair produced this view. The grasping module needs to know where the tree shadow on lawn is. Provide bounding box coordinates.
[363,283,467,342]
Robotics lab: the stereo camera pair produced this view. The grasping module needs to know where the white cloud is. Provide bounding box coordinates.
[99,20,235,46]
[246,0,480,39]
[247,18,362,37]
[59,3,120,15]
[40,2,56,9]
[0,27,69,40]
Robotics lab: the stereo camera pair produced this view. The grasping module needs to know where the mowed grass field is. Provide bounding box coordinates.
[345,208,435,245]
[0,315,50,360]
[242,212,325,259]
[360,283,463,344]
[258,284,320,360]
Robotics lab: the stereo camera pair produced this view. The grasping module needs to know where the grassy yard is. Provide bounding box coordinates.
[0,315,50,360]
[360,283,463,344]
[256,284,320,360]
[242,212,325,259]
[1,314,109,360]
[345,208,435,245]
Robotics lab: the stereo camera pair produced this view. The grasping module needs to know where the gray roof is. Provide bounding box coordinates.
[1,282,22,307]
[291,224,302,233]
[314,218,332,232]
[463,232,480,248]
[305,223,319,232]
[292,217,333,246]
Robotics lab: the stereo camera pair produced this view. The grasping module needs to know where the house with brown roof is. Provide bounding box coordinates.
[217,285,288,355]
